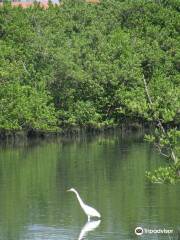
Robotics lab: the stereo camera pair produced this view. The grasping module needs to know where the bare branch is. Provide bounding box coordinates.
[142,74,177,163]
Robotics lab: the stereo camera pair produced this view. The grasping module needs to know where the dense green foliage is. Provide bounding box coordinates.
[0,82,57,130]
[0,1,180,179]
[0,0,179,131]
[146,164,180,184]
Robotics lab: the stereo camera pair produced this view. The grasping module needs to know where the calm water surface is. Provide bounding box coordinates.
[0,131,179,240]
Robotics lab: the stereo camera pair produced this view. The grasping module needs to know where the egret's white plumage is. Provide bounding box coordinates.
[67,188,101,221]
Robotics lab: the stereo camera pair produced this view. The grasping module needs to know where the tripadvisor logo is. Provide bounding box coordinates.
[135,227,143,235]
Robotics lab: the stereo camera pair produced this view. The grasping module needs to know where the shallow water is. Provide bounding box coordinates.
[0,131,179,240]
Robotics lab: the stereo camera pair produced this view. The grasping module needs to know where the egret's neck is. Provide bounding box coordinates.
[73,190,84,208]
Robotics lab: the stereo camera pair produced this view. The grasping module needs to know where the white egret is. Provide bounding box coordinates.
[67,188,101,221]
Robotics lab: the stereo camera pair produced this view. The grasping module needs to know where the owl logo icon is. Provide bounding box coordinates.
[135,227,143,235]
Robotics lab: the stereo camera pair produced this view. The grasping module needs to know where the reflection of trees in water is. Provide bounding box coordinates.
[56,130,146,193]
[0,132,179,239]
[0,142,60,240]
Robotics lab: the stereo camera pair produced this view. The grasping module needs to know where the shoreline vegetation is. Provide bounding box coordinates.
[0,122,147,140]
[0,0,179,182]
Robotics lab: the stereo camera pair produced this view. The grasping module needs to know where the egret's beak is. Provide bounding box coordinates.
[67,189,71,192]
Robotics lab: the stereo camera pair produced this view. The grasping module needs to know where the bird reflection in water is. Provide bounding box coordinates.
[78,220,101,240]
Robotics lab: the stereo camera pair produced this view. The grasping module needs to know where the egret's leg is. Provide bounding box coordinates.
[88,216,90,221]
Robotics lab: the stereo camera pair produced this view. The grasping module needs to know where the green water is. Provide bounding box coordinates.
[0,132,179,240]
